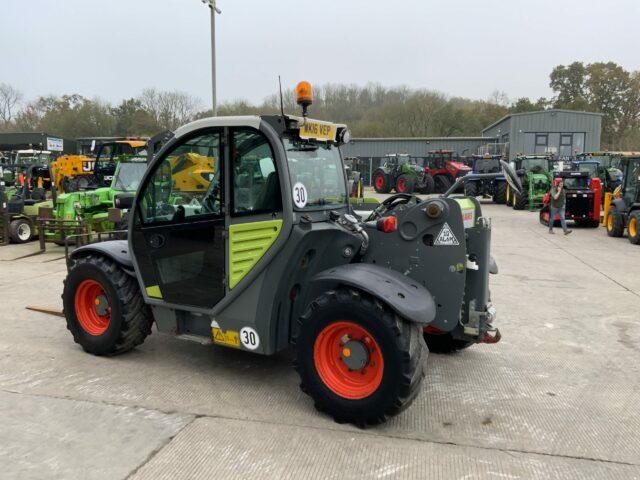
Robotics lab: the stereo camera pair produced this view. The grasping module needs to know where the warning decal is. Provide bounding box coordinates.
[211,322,240,348]
[434,223,459,246]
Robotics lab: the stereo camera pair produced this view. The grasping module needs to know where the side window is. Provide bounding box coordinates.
[231,128,281,215]
[140,131,221,224]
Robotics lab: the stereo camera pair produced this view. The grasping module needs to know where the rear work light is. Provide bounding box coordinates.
[377,216,397,233]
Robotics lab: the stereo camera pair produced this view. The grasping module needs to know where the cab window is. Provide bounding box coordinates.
[139,131,221,224]
[231,128,281,215]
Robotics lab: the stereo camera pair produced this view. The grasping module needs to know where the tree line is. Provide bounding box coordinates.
[1,61,638,149]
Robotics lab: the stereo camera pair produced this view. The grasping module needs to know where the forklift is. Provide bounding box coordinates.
[605,155,640,244]
[61,82,521,425]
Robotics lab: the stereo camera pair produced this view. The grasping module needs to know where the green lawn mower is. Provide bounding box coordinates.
[60,82,521,426]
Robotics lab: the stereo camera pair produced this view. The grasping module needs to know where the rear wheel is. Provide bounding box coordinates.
[606,207,625,237]
[419,175,435,194]
[395,174,415,194]
[464,181,478,197]
[295,289,426,426]
[63,254,153,355]
[434,175,452,193]
[373,171,390,194]
[9,218,33,243]
[494,181,507,204]
[513,192,528,210]
[628,211,640,244]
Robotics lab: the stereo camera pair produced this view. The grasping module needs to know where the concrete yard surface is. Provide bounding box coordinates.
[0,202,639,479]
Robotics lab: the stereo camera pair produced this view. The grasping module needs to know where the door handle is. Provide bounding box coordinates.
[148,233,165,249]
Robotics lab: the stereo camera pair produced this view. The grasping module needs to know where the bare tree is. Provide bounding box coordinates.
[0,83,23,124]
[139,88,202,131]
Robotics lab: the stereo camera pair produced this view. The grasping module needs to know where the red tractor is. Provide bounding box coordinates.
[424,150,471,193]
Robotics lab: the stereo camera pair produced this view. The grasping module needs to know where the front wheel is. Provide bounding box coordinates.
[63,254,153,355]
[464,181,478,197]
[419,174,435,194]
[373,171,390,194]
[606,208,625,237]
[628,211,640,244]
[494,181,507,204]
[395,174,415,194]
[9,218,33,243]
[295,289,426,426]
[513,192,527,210]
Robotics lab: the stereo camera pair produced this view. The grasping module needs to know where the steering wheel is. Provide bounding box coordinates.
[368,193,416,220]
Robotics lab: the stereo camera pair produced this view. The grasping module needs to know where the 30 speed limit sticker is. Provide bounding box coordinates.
[240,327,260,350]
[292,182,308,208]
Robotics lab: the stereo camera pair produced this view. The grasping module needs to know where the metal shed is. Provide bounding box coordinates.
[482,110,603,160]
[0,132,77,155]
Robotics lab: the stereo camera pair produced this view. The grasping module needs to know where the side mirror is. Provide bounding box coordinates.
[501,160,523,194]
[114,193,134,210]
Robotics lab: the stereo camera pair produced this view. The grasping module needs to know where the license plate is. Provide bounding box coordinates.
[299,119,336,141]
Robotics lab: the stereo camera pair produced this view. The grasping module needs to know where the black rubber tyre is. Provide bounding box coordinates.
[434,175,452,193]
[628,211,640,244]
[464,181,478,197]
[9,218,33,243]
[63,254,153,356]
[395,174,415,194]
[373,170,390,194]
[419,174,435,194]
[513,192,528,210]
[494,181,507,204]
[606,207,625,237]
[294,288,427,427]
[424,332,473,354]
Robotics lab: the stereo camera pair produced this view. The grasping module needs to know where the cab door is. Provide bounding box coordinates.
[130,129,226,309]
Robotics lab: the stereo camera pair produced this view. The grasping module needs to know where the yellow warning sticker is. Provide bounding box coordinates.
[211,327,240,348]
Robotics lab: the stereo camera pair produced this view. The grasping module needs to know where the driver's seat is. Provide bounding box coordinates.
[254,172,281,212]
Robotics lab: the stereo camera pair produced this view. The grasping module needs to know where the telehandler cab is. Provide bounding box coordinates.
[62,82,521,425]
[605,155,640,244]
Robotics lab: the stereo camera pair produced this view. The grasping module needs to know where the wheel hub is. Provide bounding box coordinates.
[94,294,110,316]
[340,338,369,371]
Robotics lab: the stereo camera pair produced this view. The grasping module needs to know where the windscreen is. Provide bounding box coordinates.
[561,176,589,189]
[284,138,347,210]
[113,162,147,192]
[521,158,549,173]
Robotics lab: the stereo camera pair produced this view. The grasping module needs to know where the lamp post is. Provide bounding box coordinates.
[201,0,222,116]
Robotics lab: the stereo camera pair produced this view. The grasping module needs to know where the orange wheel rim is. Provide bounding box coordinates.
[630,217,637,237]
[75,279,111,336]
[607,215,613,231]
[397,179,405,192]
[313,321,384,400]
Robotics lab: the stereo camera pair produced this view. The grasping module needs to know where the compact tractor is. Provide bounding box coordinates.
[540,171,601,228]
[464,154,507,204]
[2,159,53,243]
[509,155,553,210]
[60,82,521,426]
[605,155,640,244]
[372,153,434,194]
[424,149,471,193]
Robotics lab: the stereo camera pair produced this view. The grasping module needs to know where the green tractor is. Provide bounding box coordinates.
[372,154,435,194]
[42,158,147,244]
[576,152,634,195]
[59,83,522,426]
[605,155,640,244]
[510,155,553,211]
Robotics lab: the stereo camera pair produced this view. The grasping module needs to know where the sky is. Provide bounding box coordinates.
[1,0,639,109]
